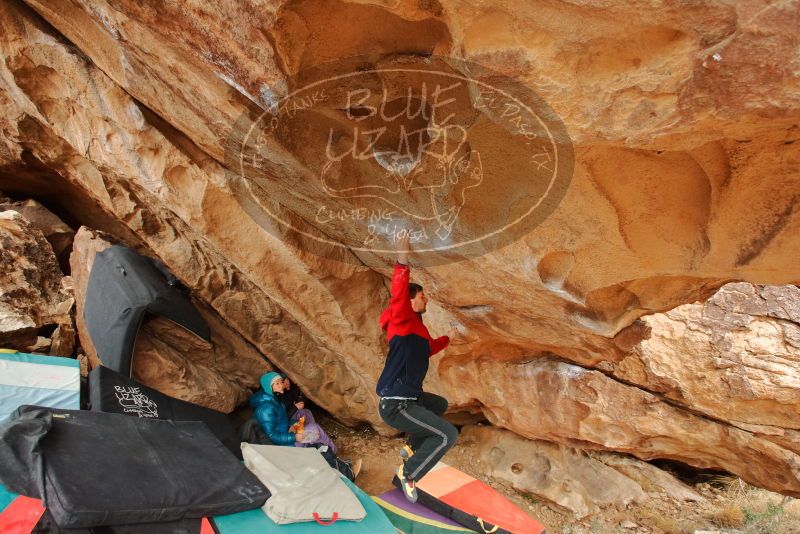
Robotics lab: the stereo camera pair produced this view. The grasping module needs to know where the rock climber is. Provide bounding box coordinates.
[376,233,458,503]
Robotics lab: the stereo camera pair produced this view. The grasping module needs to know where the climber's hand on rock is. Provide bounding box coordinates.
[447,323,465,344]
[446,327,458,342]
[397,233,410,264]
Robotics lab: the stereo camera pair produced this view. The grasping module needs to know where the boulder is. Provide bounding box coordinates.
[0,198,74,258]
[614,282,800,454]
[462,424,703,518]
[442,358,800,496]
[0,209,74,355]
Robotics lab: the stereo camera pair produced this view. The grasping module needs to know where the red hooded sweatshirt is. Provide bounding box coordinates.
[376,262,449,398]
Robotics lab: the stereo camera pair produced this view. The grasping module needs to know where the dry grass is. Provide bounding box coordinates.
[634,503,686,534]
[650,515,684,534]
[704,475,799,534]
[711,503,745,528]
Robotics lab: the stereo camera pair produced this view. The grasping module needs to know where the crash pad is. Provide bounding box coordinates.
[1,483,215,534]
[33,510,214,534]
[83,245,210,376]
[211,477,396,533]
[0,482,16,511]
[394,462,547,534]
[0,406,268,529]
[0,351,80,423]
[88,365,240,458]
[373,488,473,533]
[240,443,364,524]
[0,483,45,534]
[105,517,215,534]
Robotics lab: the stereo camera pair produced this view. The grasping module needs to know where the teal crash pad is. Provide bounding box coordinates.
[212,477,395,533]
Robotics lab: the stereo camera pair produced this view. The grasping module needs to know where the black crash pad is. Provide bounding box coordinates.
[88,365,241,459]
[33,509,210,534]
[83,245,210,376]
[0,406,268,529]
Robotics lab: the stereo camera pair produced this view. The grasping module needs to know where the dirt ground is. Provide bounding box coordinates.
[318,414,800,534]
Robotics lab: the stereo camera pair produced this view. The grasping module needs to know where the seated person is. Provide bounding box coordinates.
[251,372,360,480]
[278,377,338,455]
[276,375,301,420]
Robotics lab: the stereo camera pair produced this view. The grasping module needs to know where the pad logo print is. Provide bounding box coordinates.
[114,385,159,418]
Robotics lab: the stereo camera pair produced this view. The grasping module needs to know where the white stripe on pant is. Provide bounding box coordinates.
[398,404,450,480]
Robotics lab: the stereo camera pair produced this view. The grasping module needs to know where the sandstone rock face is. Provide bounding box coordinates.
[462,425,703,518]
[0,1,387,424]
[0,198,74,258]
[12,0,800,363]
[441,357,800,496]
[614,282,800,454]
[70,228,272,412]
[1,0,799,496]
[0,209,74,355]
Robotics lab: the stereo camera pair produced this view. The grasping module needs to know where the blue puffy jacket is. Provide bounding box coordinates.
[251,386,296,446]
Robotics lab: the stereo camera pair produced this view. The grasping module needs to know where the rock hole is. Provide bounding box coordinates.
[537,250,574,289]
[488,446,505,464]
[36,323,58,337]
[271,0,452,74]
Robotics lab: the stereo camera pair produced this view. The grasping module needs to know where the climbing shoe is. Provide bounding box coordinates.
[399,444,414,461]
[397,465,417,503]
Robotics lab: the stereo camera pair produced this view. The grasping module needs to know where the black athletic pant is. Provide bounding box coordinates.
[379,392,458,482]
[314,444,355,481]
